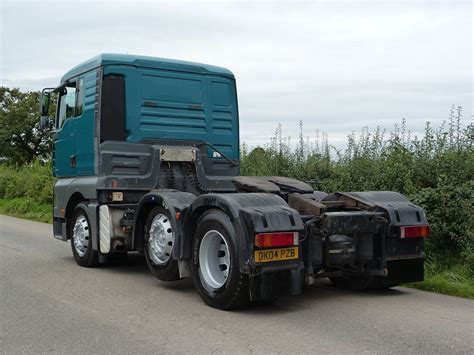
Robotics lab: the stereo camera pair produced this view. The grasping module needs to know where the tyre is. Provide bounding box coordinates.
[144,206,180,281]
[70,203,99,267]
[330,275,398,291]
[191,209,250,310]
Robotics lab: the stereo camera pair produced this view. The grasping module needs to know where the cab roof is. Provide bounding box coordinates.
[60,53,235,83]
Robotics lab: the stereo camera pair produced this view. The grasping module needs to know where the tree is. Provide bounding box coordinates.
[0,87,54,165]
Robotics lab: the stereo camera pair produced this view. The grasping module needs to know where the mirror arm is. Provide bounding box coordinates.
[42,87,55,94]
[53,81,69,93]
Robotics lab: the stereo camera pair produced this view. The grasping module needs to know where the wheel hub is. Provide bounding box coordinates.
[73,215,89,257]
[199,230,230,289]
[148,214,173,265]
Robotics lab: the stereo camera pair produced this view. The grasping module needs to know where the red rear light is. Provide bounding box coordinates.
[400,225,430,239]
[255,232,299,248]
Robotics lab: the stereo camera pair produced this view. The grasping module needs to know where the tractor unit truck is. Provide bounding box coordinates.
[40,54,429,309]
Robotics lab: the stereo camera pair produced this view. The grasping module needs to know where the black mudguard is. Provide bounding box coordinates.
[132,189,197,253]
[327,191,428,283]
[182,193,305,274]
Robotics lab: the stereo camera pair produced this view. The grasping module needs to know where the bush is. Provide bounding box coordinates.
[0,198,51,223]
[413,179,474,271]
[240,107,473,267]
[0,161,55,204]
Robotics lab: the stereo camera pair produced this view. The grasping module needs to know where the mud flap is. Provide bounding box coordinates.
[83,202,100,251]
[249,264,303,301]
[385,258,424,284]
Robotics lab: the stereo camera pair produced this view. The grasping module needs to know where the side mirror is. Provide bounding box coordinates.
[39,89,55,130]
[40,116,52,130]
[40,91,51,116]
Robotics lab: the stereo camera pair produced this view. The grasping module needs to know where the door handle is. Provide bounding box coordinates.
[69,155,76,168]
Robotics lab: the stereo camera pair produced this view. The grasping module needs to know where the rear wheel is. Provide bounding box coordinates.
[191,209,249,310]
[144,206,180,281]
[70,204,99,267]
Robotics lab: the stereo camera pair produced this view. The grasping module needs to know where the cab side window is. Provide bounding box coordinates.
[57,79,83,128]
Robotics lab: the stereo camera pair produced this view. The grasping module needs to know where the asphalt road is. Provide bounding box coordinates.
[1,214,473,354]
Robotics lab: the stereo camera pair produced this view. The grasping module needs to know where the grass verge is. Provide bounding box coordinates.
[0,198,52,224]
[405,259,474,299]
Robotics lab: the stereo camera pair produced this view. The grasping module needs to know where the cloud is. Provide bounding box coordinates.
[1,0,472,147]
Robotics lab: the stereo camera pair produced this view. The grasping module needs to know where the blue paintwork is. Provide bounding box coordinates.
[54,70,97,177]
[55,53,239,177]
[54,119,76,177]
[61,53,234,83]
[103,64,239,159]
[74,71,96,175]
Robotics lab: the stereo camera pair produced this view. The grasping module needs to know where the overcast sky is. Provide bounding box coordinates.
[1,0,472,147]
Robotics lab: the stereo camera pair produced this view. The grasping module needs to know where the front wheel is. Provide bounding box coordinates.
[70,203,99,267]
[191,209,249,310]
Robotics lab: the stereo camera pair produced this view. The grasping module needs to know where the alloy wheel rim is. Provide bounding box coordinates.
[148,213,174,265]
[73,214,89,257]
[199,230,231,289]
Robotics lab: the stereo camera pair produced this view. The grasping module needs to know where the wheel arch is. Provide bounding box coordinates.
[182,199,237,261]
[132,189,196,253]
[65,192,87,231]
[181,192,304,273]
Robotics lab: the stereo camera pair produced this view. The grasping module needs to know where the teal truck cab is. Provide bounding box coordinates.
[40,54,429,309]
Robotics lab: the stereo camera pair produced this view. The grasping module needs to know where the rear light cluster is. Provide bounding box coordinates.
[254,232,299,248]
[400,225,430,239]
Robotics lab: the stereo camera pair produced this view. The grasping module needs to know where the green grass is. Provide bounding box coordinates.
[405,260,474,299]
[0,198,52,223]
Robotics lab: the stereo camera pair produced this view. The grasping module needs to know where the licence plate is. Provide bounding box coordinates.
[254,247,298,263]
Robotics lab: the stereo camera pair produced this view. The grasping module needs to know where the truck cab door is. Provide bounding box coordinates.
[54,82,78,177]
[53,72,96,177]
[74,72,96,175]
